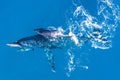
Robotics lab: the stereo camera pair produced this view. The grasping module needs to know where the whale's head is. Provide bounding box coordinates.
[6,42,21,48]
[6,42,33,52]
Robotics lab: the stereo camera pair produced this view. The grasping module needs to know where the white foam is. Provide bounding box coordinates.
[64,0,120,76]
[68,26,79,45]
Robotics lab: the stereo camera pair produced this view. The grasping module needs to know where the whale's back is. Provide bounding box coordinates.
[17,35,50,47]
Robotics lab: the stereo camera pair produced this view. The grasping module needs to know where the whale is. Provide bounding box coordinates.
[6,28,72,72]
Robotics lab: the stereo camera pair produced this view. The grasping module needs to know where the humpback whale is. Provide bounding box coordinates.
[6,28,72,72]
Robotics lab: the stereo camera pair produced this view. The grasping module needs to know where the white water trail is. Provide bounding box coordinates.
[64,0,120,76]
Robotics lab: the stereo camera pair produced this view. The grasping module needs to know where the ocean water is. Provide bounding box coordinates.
[0,0,120,80]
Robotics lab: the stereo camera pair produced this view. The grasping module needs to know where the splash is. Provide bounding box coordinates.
[67,0,120,49]
[63,0,120,76]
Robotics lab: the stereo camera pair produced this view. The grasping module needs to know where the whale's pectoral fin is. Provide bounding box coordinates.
[44,48,56,72]
[18,47,34,52]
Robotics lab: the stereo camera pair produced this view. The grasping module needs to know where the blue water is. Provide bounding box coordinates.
[0,0,120,80]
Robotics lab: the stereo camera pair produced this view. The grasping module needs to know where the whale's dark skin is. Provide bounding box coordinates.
[17,34,57,49]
